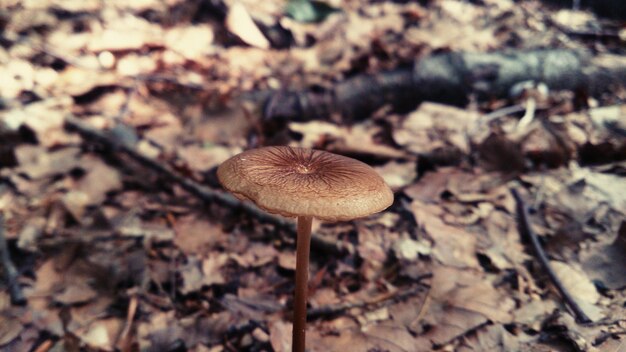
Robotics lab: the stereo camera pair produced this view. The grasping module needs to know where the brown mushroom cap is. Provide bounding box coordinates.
[217,146,393,222]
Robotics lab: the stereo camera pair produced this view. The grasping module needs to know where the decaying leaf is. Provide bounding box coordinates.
[550,261,604,321]
[226,2,271,49]
[581,222,626,289]
[411,200,480,269]
[0,314,23,347]
[393,103,479,155]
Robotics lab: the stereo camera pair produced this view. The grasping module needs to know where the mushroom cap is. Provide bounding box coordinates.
[217,146,393,222]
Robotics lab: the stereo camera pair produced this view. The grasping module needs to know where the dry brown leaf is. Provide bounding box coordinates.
[164,25,215,60]
[179,256,205,294]
[3,98,77,147]
[202,254,228,286]
[138,311,184,351]
[480,210,529,269]
[53,282,98,305]
[88,15,162,52]
[230,243,278,268]
[457,324,522,351]
[177,145,238,172]
[14,146,81,180]
[54,67,120,96]
[0,314,23,347]
[0,59,35,100]
[277,251,296,271]
[550,260,604,321]
[581,222,626,289]
[415,266,515,346]
[75,318,124,351]
[411,200,480,269]
[392,237,431,261]
[375,161,417,190]
[226,2,270,49]
[393,102,478,155]
[174,215,226,255]
[73,155,122,204]
[289,120,406,159]
[269,319,292,352]
[307,317,431,352]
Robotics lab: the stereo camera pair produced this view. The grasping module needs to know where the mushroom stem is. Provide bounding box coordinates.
[293,215,312,352]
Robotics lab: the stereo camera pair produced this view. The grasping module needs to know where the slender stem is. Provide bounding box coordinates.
[293,216,312,352]
[511,189,591,324]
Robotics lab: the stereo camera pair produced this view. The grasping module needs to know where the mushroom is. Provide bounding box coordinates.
[217,146,393,352]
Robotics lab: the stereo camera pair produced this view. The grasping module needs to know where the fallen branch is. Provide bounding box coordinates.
[63,116,350,255]
[264,50,626,123]
[0,214,26,305]
[511,188,591,324]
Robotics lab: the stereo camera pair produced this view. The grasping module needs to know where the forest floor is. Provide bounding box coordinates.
[0,0,625,351]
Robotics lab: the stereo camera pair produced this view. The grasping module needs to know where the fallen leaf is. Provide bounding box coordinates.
[416,265,515,346]
[177,145,237,172]
[54,283,98,305]
[289,120,407,159]
[269,319,291,352]
[174,215,226,255]
[226,2,270,49]
[393,102,478,155]
[76,318,124,351]
[202,254,228,286]
[278,251,296,271]
[392,237,432,261]
[375,161,417,190]
[457,324,521,351]
[165,25,215,60]
[551,260,604,321]
[411,200,480,269]
[0,314,23,347]
[179,256,205,294]
[87,15,162,52]
[480,210,529,270]
[581,221,626,289]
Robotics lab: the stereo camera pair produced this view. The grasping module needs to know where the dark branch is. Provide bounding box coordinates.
[308,276,431,319]
[264,50,626,123]
[511,188,591,324]
[63,116,350,256]
[0,214,26,305]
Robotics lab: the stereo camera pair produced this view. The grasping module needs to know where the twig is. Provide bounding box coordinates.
[0,214,26,305]
[308,276,431,319]
[63,116,350,255]
[511,188,591,324]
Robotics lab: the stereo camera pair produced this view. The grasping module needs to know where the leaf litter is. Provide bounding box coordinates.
[0,0,625,351]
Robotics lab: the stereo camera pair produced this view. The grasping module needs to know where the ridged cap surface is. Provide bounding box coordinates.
[217,146,393,222]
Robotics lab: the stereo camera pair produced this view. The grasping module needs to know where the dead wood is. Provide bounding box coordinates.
[512,188,591,324]
[263,50,626,123]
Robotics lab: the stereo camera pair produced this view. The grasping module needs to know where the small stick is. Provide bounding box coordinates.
[308,276,431,319]
[63,116,350,255]
[511,188,591,323]
[0,214,26,305]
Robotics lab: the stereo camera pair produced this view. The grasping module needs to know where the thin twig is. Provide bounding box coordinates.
[0,214,26,305]
[63,116,350,255]
[511,188,591,324]
[308,276,431,319]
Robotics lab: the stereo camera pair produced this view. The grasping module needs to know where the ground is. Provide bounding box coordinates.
[0,0,625,351]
